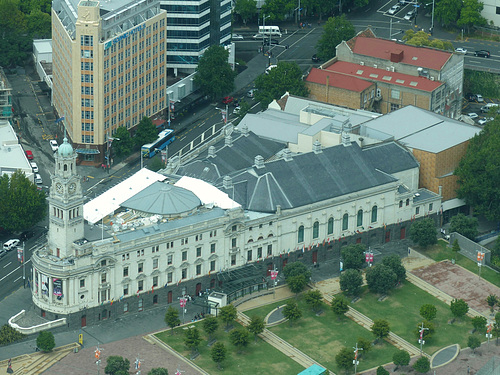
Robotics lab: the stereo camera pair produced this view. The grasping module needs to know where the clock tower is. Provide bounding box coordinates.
[48,138,85,259]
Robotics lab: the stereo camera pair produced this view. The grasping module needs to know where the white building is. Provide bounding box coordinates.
[0,120,34,181]
[30,124,440,328]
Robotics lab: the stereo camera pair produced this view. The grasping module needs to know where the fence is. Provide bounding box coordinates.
[448,232,491,264]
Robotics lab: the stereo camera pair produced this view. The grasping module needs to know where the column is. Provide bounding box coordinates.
[49,276,53,303]
[63,279,68,305]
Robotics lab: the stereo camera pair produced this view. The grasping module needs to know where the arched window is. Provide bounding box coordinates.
[327,217,334,234]
[298,225,304,243]
[313,221,319,239]
[357,209,363,227]
[371,205,378,223]
[64,164,68,171]
[406,198,410,206]
[399,200,403,208]
[342,214,348,231]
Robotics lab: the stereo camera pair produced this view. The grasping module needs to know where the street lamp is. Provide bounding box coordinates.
[425,0,435,34]
[105,136,119,174]
[418,322,429,354]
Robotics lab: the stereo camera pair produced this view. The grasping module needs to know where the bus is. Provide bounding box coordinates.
[258,26,282,37]
[141,129,175,158]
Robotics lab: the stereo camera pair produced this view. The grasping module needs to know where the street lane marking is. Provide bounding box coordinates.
[14,276,22,283]
[3,262,11,268]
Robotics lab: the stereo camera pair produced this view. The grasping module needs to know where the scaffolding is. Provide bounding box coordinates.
[0,67,13,120]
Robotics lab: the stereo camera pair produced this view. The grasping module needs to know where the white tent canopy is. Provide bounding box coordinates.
[84,168,166,224]
[174,176,240,210]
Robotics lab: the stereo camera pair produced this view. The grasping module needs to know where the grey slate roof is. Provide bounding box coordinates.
[121,181,201,215]
[177,132,285,184]
[362,142,419,174]
[215,141,413,212]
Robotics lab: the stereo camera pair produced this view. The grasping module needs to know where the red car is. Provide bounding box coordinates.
[222,96,234,105]
[25,150,34,160]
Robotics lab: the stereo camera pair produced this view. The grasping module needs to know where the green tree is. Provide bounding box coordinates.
[382,254,406,283]
[415,320,435,341]
[377,366,389,375]
[486,295,498,313]
[0,324,25,345]
[104,356,130,375]
[36,330,55,352]
[452,239,460,252]
[134,116,157,148]
[468,335,481,353]
[450,298,469,321]
[113,126,134,158]
[287,274,308,294]
[402,30,453,51]
[194,45,235,101]
[302,0,335,22]
[316,15,355,61]
[211,342,227,370]
[0,170,47,233]
[357,336,372,354]
[371,319,390,341]
[202,316,219,341]
[341,244,366,270]
[455,120,500,221]
[420,304,437,321]
[0,0,30,67]
[229,327,250,353]
[449,213,478,240]
[393,349,410,369]
[164,306,180,335]
[494,312,500,345]
[260,0,294,21]
[282,300,302,327]
[304,290,323,312]
[339,268,363,297]
[255,61,309,109]
[458,0,487,34]
[148,369,169,375]
[412,356,430,374]
[184,327,202,355]
[247,315,265,342]
[472,316,487,333]
[366,264,397,295]
[219,304,237,329]
[283,262,311,280]
[148,158,165,172]
[434,0,462,27]
[331,295,349,320]
[409,218,438,248]
[26,8,51,38]
[234,0,256,25]
[235,100,250,119]
[335,347,354,373]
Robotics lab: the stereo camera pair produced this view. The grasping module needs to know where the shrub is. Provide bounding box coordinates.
[0,324,25,346]
[36,331,55,352]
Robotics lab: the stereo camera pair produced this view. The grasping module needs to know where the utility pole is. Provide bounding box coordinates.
[418,322,429,355]
[353,342,362,374]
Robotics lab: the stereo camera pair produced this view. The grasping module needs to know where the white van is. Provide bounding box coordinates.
[480,103,498,113]
[258,26,282,37]
[3,239,20,251]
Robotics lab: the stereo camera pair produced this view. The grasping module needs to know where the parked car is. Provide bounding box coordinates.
[478,117,493,125]
[404,9,416,20]
[25,150,34,160]
[474,50,490,58]
[30,162,39,173]
[480,103,499,112]
[454,47,467,54]
[247,89,258,98]
[35,173,43,184]
[467,112,479,119]
[50,139,59,152]
[3,239,20,251]
[222,96,234,105]
[233,106,241,115]
[465,93,477,102]
[476,94,484,102]
[388,4,401,14]
[232,34,244,40]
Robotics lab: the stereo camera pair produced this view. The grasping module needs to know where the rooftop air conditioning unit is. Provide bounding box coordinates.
[391,66,395,72]
[386,67,390,71]
[360,61,364,66]
[430,77,435,81]
[374,64,377,69]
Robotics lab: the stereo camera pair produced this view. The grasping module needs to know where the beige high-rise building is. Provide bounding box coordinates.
[52,0,167,165]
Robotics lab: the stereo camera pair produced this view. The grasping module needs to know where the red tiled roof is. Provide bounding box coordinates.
[306,68,373,92]
[351,37,452,70]
[322,61,443,92]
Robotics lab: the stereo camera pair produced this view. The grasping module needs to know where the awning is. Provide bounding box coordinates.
[75,148,100,155]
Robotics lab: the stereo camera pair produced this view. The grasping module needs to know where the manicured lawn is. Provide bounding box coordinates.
[351,282,472,355]
[246,298,400,373]
[155,321,305,374]
[241,300,283,320]
[420,240,499,287]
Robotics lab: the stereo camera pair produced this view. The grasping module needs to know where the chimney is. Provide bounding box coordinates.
[254,155,265,169]
[241,124,249,136]
[225,134,233,147]
[223,175,232,189]
[313,140,322,154]
[208,146,216,158]
[283,148,292,161]
[342,132,351,146]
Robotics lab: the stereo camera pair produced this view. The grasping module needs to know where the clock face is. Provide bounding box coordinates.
[69,183,77,195]
[55,183,63,195]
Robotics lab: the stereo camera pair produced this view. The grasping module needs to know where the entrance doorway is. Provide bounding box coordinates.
[312,250,318,264]
[81,315,86,327]
[153,294,158,304]
[168,291,173,304]
[385,230,391,243]
[195,283,202,296]
[400,227,406,239]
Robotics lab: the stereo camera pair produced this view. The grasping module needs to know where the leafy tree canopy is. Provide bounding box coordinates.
[331,296,349,318]
[287,274,308,294]
[413,356,430,374]
[449,213,478,240]
[455,121,500,221]
[202,315,219,340]
[247,315,265,341]
[219,304,237,328]
[283,261,311,280]
[148,369,169,375]
[229,327,250,353]
[304,290,323,312]
[341,244,366,270]
[409,218,437,248]
[36,330,55,352]
[371,319,390,340]
[366,264,397,294]
[377,366,390,375]
[113,126,134,158]
[255,61,309,109]
[184,327,202,353]
[211,342,227,369]
[402,30,453,51]
[134,116,157,148]
[382,254,406,283]
[316,15,355,61]
[393,349,410,367]
[420,304,437,321]
[194,45,235,101]
[472,316,487,333]
[282,300,302,326]
[339,268,363,297]
[458,0,487,33]
[0,170,46,233]
[335,347,354,371]
[105,356,130,375]
[450,298,469,320]
[164,306,180,334]
[260,0,295,21]
[415,320,435,340]
[434,0,462,27]
[234,0,256,25]
[468,335,481,352]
